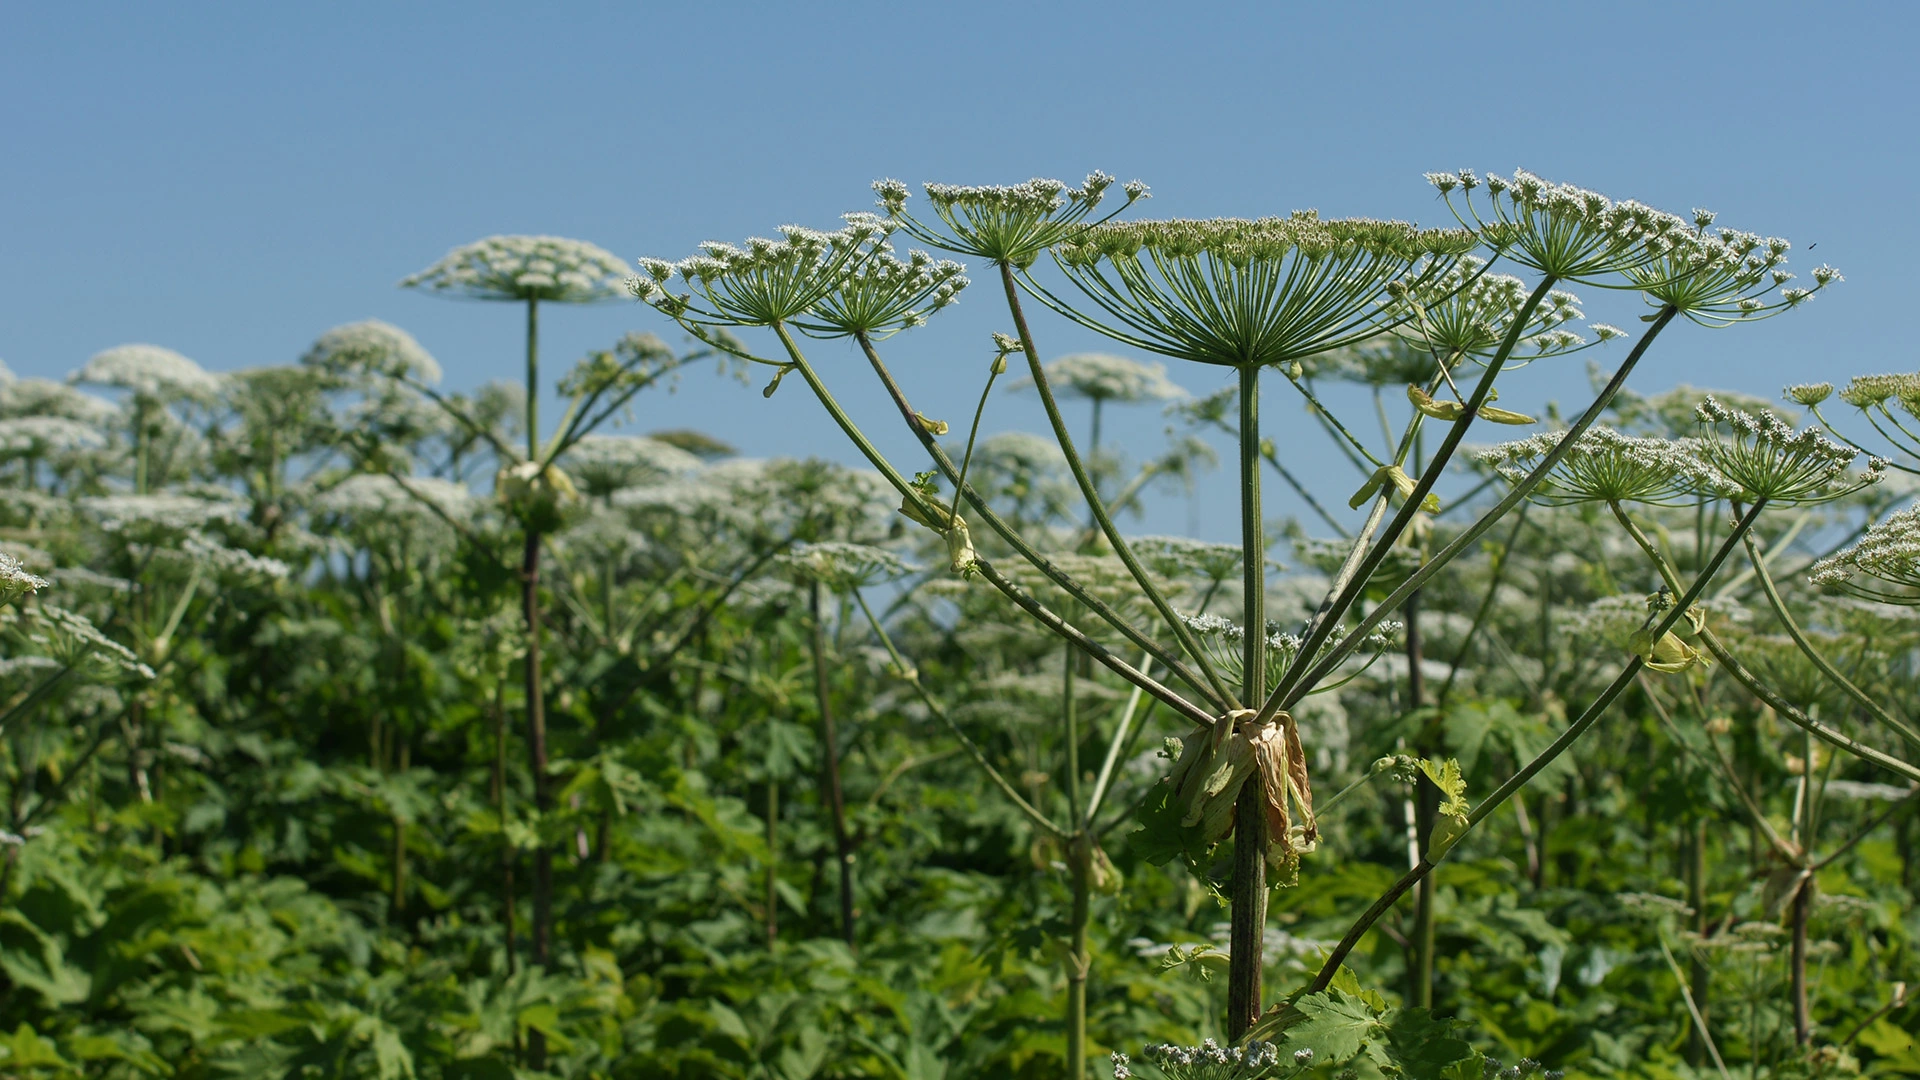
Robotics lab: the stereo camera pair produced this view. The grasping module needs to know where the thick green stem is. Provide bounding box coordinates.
[1407,590,1436,1010]
[521,528,550,1072]
[1228,363,1267,1040]
[525,298,540,461]
[1064,640,1081,823]
[1066,836,1092,1080]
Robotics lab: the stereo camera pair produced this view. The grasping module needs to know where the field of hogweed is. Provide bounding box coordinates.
[0,167,1915,1080]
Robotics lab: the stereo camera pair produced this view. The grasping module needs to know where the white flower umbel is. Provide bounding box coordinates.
[82,493,244,534]
[1427,168,1694,286]
[1385,257,1621,367]
[562,434,700,497]
[1809,507,1920,604]
[313,473,475,522]
[0,551,50,608]
[1049,213,1476,368]
[1694,395,1883,504]
[879,172,1148,269]
[1628,228,1838,327]
[0,379,120,426]
[780,541,915,591]
[631,218,898,330]
[302,320,442,383]
[75,344,222,402]
[1836,372,1920,410]
[1132,1038,1281,1080]
[797,244,967,340]
[402,236,629,303]
[0,416,106,456]
[1479,427,1730,506]
[1131,536,1244,584]
[1013,353,1187,404]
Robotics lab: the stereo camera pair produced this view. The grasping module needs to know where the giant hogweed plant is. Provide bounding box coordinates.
[630,167,1839,1068]
[397,234,723,1067]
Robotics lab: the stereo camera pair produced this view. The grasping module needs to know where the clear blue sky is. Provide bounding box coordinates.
[5,2,1914,540]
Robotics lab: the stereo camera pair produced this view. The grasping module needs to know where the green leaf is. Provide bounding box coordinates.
[1283,990,1381,1064]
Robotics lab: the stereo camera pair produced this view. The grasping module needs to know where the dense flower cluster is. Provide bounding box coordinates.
[1050,212,1475,368]
[1427,168,1696,285]
[1384,257,1622,364]
[1809,507,1920,603]
[301,320,442,384]
[1835,372,1920,411]
[1014,352,1187,403]
[1119,1038,1280,1079]
[401,235,630,303]
[879,172,1148,268]
[0,551,49,606]
[780,540,915,590]
[563,434,700,497]
[1480,427,1729,506]
[631,218,898,330]
[74,344,222,401]
[1694,395,1883,504]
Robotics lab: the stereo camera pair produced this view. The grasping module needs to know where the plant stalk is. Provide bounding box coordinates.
[1228,362,1268,1040]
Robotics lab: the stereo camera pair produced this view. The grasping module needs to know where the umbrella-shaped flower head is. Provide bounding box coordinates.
[0,417,106,457]
[1479,427,1731,506]
[1049,212,1476,369]
[0,379,120,426]
[1383,257,1623,366]
[563,434,700,498]
[75,344,222,402]
[632,218,895,329]
[1694,395,1883,504]
[878,172,1150,268]
[1809,507,1920,604]
[0,551,49,608]
[301,319,442,383]
[779,540,915,591]
[1427,168,1694,286]
[402,235,630,304]
[1013,353,1187,404]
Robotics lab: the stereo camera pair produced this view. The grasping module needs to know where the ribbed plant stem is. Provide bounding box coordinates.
[1067,836,1092,1080]
[525,298,540,461]
[494,679,516,976]
[522,528,550,1072]
[1228,363,1267,1040]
